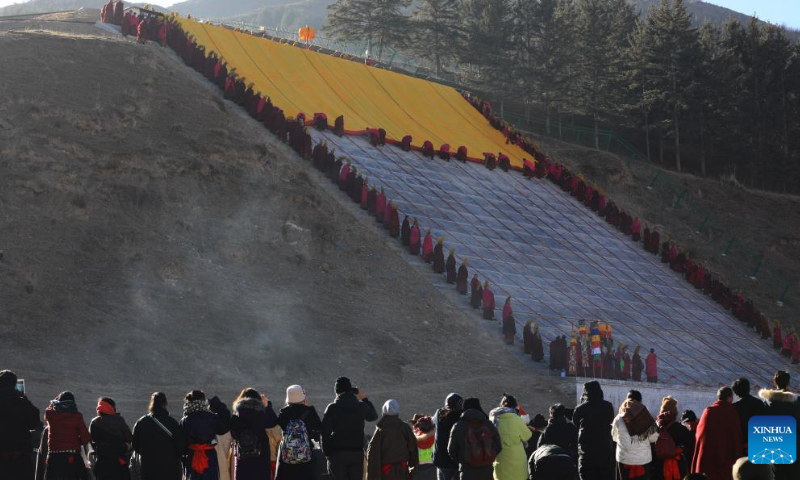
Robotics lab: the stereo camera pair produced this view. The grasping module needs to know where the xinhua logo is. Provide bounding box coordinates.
[748,416,796,465]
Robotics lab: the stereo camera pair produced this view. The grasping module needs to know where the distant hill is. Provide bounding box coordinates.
[630,0,799,40]
[223,0,331,30]
[0,0,104,16]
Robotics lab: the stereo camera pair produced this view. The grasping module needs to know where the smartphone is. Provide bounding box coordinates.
[16,379,25,395]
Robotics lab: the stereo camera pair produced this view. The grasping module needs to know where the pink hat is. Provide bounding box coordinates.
[285,385,305,405]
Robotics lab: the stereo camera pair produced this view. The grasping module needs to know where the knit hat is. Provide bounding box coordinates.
[382,399,400,416]
[501,394,518,409]
[286,385,305,405]
[661,396,678,415]
[334,376,352,394]
[0,370,16,389]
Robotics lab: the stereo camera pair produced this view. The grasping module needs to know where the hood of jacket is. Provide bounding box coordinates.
[489,407,517,427]
[583,381,604,402]
[461,408,488,422]
[759,389,799,404]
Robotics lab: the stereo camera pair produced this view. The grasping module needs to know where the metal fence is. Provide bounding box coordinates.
[503,112,796,308]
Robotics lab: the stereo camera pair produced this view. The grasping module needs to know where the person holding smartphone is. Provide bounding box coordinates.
[0,370,41,479]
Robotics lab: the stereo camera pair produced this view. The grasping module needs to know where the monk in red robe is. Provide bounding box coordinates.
[360,181,370,210]
[382,198,392,227]
[643,223,651,249]
[409,219,421,255]
[158,20,167,47]
[432,238,445,274]
[422,141,435,158]
[338,162,350,191]
[445,248,457,283]
[401,215,411,246]
[312,141,328,170]
[456,146,468,162]
[482,282,495,320]
[631,346,643,382]
[793,334,800,364]
[456,259,469,294]
[367,185,377,214]
[692,387,742,480]
[136,15,148,44]
[470,274,482,308]
[502,296,512,324]
[439,144,451,161]
[422,230,434,263]
[497,153,510,171]
[401,135,412,151]
[620,346,631,380]
[523,321,533,354]
[631,217,641,242]
[773,320,782,349]
[522,159,535,178]
[503,311,516,345]
[388,203,400,238]
[349,170,362,203]
[484,153,497,170]
[782,330,794,357]
[649,229,660,254]
[375,187,386,223]
[598,191,606,216]
[113,1,123,25]
[531,325,544,362]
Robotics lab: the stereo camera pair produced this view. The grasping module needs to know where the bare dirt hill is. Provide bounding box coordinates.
[0,16,570,418]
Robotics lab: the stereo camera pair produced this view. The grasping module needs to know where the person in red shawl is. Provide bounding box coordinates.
[653,396,694,480]
[522,159,535,178]
[136,15,148,44]
[374,187,386,223]
[456,259,469,294]
[645,349,657,383]
[482,281,495,320]
[432,238,445,274]
[631,346,644,382]
[421,230,434,263]
[401,215,411,246]
[531,324,544,362]
[388,203,400,238]
[631,217,641,242]
[773,320,783,350]
[470,274,482,308]
[113,1,124,25]
[691,387,742,480]
[121,10,131,35]
[158,20,167,47]
[445,248,456,283]
[409,219,421,255]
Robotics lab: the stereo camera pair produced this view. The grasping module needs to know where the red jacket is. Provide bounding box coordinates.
[45,408,90,451]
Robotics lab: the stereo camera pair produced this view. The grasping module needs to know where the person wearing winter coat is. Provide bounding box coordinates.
[0,370,41,479]
[691,387,742,480]
[537,404,577,461]
[489,395,532,480]
[528,444,577,480]
[611,391,658,480]
[652,397,693,480]
[132,392,186,480]
[447,397,502,480]
[89,397,132,480]
[366,400,419,480]
[230,388,278,480]
[181,390,233,480]
[432,393,463,480]
[215,432,234,480]
[322,377,379,480]
[275,385,323,480]
[758,371,800,480]
[572,381,614,480]
[731,378,766,455]
[43,391,91,480]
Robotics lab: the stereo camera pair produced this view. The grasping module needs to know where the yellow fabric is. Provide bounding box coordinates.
[178,18,528,167]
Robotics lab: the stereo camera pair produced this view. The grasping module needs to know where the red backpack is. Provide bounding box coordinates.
[464,421,497,467]
[654,423,677,460]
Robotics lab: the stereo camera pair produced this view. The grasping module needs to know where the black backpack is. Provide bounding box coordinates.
[234,428,262,459]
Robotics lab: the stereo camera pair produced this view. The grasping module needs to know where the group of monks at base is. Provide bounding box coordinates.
[100,2,169,46]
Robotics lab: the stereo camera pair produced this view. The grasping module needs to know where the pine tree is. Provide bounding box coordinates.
[459,0,514,94]
[573,0,636,148]
[325,0,411,61]
[411,0,461,76]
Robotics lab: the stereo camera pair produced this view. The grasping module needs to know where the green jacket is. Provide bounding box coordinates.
[489,408,532,480]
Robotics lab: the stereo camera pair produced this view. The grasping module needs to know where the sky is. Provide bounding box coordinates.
[0,0,798,29]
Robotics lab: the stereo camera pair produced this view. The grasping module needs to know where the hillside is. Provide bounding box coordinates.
[0,14,570,416]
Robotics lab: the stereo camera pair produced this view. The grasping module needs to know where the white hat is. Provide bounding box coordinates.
[286,385,305,405]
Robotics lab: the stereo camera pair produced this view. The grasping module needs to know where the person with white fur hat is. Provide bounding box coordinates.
[275,385,322,480]
[366,400,418,480]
